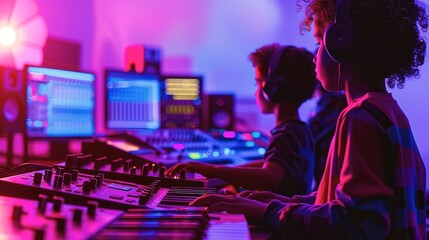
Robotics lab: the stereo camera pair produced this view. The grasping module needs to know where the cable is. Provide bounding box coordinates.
[337,63,344,108]
[10,163,52,175]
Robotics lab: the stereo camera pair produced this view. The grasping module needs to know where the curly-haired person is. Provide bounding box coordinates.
[190,0,428,239]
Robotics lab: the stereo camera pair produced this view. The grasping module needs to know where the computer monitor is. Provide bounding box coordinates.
[25,65,96,138]
[160,75,203,128]
[105,69,160,130]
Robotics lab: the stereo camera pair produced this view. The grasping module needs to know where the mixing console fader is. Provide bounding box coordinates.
[0,195,122,240]
[0,169,216,210]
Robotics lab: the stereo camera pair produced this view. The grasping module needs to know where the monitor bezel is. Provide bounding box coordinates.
[24,64,97,140]
[104,68,161,131]
[159,74,204,129]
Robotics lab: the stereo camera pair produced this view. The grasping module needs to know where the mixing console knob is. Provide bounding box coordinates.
[76,154,93,167]
[12,205,23,224]
[63,173,72,185]
[56,167,64,176]
[111,158,123,171]
[65,154,77,167]
[130,166,137,175]
[82,181,92,192]
[158,166,165,177]
[44,169,53,182]
[53,175,63,189]
[86,201,98,218]
[123,160,131,172]
[53,196,64,212]
[33,227,45,240]
[71,169,79,181]
[180,169,186,179]
[37,194,48,214]
[72,208,83,225]
[95,175,102,186]
[55,217,67,234]
[90,178,98,189]
[142,165,149,176]
[33,172,43,184]
[94,156,107,170]
[97,173,104,184]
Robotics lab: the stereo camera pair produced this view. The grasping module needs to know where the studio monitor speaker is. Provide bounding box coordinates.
[203,94,235,130]
[0,67,26,134]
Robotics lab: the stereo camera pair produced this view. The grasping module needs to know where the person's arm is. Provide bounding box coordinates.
[166,161,284,190]
[238,190,317,204]
[264,109,394,238]
[263,196,391,239]
[238,159,264,167]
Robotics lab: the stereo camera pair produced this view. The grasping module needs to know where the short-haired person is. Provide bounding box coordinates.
[167,43,317,197]
[190,0,428,239]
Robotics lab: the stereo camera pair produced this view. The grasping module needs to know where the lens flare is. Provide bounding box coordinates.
[0,26,16,47]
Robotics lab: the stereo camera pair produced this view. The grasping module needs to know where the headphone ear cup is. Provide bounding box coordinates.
[263,76,286,103]
[324,22,354,62]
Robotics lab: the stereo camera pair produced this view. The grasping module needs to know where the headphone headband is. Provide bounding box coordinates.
[335,0,351,24]
[263,46,293,103]
[324,0,354,63]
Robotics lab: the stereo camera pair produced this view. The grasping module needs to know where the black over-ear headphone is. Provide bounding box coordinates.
[263,46,294,103]
[324,0,354,63]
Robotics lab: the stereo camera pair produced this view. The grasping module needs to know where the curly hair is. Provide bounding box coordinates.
[249,44,317,106]
[297,0,428,88]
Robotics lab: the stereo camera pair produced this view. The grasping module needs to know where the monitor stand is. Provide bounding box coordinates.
[49,140,69,161]
[6,133,28,167]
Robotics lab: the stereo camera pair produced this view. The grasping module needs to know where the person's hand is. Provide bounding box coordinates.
[189,194,267,225]
[238,190,297,203]
[165,161,215,178]
[165,162,189,177]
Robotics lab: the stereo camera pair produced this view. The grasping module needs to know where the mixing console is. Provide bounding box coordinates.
[126,128,249,165]
[83,129,249,169]
[209,130,270,161]
[55,153,206,188]
[93,208,250,240]
[0,195,122,240]
[0,169,216,210]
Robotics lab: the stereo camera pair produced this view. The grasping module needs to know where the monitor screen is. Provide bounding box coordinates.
[160,75,203,128]
[25,66,96,138]
[105,70,160,130]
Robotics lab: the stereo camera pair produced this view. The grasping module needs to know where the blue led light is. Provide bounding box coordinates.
[245,141,255,147]
[251,131,261,138]
[257,148,266,155]
[224,148,231,155]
